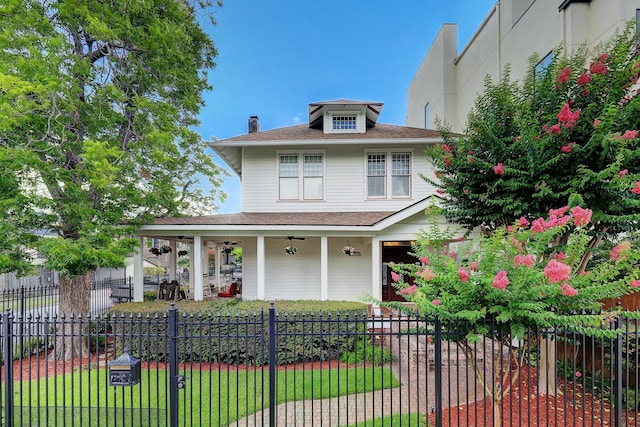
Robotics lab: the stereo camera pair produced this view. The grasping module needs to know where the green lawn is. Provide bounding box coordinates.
[341,413,429,427]
[12,366,397,426]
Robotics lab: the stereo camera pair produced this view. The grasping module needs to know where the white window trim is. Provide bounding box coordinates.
[323,109,366,134]
[364,149,414,200]
[277,150,326,201]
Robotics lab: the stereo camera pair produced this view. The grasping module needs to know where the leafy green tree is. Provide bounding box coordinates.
[0,0,226,340]
[425,23,640,244]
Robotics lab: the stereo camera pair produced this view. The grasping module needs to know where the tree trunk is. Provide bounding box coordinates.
[538,335,557,396]
[50,270,93,360]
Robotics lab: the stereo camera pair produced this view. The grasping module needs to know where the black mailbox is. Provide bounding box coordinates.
[108,349,141,386]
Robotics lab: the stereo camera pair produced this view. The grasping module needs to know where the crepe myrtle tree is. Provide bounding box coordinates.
[0,0,226,358]
[390,204,640,427]
[424,22,640,247]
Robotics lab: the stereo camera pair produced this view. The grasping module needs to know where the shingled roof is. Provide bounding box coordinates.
[151,211,396,227]
[216,122,442,143]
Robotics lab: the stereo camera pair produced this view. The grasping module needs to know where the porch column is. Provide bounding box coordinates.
[320,236,328,300]
[193,235,204,300]
[257,236,265,300]
[371,237,382,301]
[133,236,144,302]
[168,238,176,281]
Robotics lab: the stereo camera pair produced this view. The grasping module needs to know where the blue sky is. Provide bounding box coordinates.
[198,0,497,213]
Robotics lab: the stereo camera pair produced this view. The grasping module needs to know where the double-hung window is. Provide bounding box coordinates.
[366,151,412,199]
[279,152,324,200]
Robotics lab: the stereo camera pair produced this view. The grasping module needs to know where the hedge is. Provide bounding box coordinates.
[110,309,369,365]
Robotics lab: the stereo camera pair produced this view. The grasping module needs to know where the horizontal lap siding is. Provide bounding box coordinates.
[328,237,371,300]
[242,144,439,213]
[264,238,320,300]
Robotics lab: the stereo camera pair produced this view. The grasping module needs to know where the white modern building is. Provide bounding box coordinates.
[407,0,640,132]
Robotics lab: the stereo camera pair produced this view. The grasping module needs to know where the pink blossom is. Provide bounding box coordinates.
[469,262,479,272]
[432,299,442,306]
[575,371,583,378]
[552,251,566,261]
[630,280,640,288]
[436,189,444,195]
[518,217,529,228]
[419,256,430,265]
[547,124,561,135]
[514,254,535,268]
[556,67,571,84]
[442,144,452,152]
[544,260,571,283]
[577,73,591,85]
[444,156,452,166]
[632,182,640,195]
[619,169,629,178]
[458,267,470,283]
[531,218,546,233]
[549,206,569,218]
[622,130,639,140]
[542,124,549,131]
[556,104,580,129]
[391,272,400,283]
[593,119,602,128]
[493,163,505,175]
[492,270,510,290]
[610,242,631,261]
[449,252,456,260]
[590,61,607,75]
[561,283,578,297]
[400,285,417,295]
[561,142,575,153]
[417,268,435,281]
[570,206,592,226]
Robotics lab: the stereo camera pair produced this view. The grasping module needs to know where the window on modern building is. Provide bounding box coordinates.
[332,115,357,130]
[535,51,553,77]
[279,152,324,200]
[424,103,430,129]
[367,151,412,199]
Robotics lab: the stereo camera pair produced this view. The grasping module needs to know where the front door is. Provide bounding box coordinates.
[381,242,417,302]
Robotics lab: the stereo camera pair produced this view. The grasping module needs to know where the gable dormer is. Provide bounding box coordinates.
[308,100,383,134]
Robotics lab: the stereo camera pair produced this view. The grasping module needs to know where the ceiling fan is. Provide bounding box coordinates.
[273,236,306,241]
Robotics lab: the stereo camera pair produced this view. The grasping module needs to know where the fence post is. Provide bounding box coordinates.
[614,311,623,427]
[268,302,276,427]
[2,309,14,427]
[168,303,178,427]
[434,315,442,427]
[19,286,24,320]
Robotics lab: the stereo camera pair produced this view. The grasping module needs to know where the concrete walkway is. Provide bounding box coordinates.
[233,363,428,427]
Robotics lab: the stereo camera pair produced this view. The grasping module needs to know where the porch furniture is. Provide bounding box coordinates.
[217,282,238,298]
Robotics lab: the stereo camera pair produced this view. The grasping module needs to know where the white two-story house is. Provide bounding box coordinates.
[134,100,455,302]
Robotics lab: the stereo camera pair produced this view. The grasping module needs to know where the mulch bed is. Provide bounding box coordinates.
[427,365,638,426]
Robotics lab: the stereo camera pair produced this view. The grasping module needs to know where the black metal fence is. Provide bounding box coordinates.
[1,305,639,426]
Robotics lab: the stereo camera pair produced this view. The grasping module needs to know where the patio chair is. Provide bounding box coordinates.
[218,282,238,298]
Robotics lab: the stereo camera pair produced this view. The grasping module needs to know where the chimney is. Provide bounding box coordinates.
[248,116,259,133]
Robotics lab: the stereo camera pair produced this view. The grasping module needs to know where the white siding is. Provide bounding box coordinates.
[242,144,439,212]
[327,237,372,301]
[264,237,321,300]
